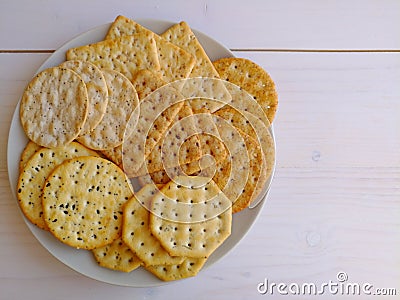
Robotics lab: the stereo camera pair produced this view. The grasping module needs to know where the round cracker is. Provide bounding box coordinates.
[42,156,133,249]
[20,66,89,148]
[213,57,278,123]
[17,142,100,230]
[19,141,42,172]
[77,69,139,150]
[60,60,108,135]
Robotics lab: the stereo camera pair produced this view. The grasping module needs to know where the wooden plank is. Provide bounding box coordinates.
[0,0,399,50]
[1,52,399,298]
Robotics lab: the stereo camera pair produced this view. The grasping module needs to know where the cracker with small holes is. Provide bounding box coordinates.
[161,22,230,113]
[121,84,186,177]
[149,176,232,258]
[59,60,108,135]
[122,184,184,266]
[213,105,275,179]
[92,237,142,272]
[106,15,196,83]
[211,116,270,213]
[42,156,133,250]
[20,66,88,148]
[145,257,207,281]
[66,31,160,82]
[19,141,42,172]
[137,133,227,186]
[78,69,139,150]
[213,57,278,124]
[17,142,100,230]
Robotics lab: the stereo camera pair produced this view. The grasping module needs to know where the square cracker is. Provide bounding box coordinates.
[161,22,230,113]
[66,31,160,82]
[105,15,195,83]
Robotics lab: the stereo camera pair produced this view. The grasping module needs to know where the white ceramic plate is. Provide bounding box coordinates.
[7,19,275,287]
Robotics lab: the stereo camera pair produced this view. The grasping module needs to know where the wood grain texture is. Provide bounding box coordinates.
[0,1,399,298]
[0,0,399,50]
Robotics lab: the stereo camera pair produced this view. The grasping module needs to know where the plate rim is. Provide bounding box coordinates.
[7,18,275,287]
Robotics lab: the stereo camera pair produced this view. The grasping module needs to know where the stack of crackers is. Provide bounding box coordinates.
[16,16,278,282]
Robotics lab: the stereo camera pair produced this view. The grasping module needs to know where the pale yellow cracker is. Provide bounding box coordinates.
[66,32,160,81]
[213,57,278,123]
[60,60,108,135]
[42,156,133,249]
[122,184,184,266]
[106,15,195,83]
[92,237,142,272]
[131,69,165,100]
[121,85,185,177]
[20,66,88,148]
[150,176,232,258]
[138,133,227,186]
[145,257,207,281]
[19,141,42,172]
[17,142,100,230]
[161,22,230,113]
[213,105,275,179]
[78,69,139,150]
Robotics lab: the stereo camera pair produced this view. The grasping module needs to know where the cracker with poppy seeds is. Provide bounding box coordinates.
[20,66,88,148]
[60,60,108,135]
[92,237,142,272]
[213,57,278,124]
[122,184,184,266]
[149,176,232,258]
[19,141,42,172]
[66,32,160,82]
[145,257,207,281]
[17,142,100,230]
[78,69,139,150]
[105,15,196,83]
[42,156,133,250]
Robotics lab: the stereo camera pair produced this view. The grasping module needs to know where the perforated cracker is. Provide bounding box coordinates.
[92,237,142,272]
[149,176,232,258]
[106,15,195,83]
[161,22,230,113]
[145,257,207,281]
[66,32,160,81]
[42,156,133,249]
[60,60,108,135]
[213,57,278,123]
[122,184,184,266]
[20,66,88,148]
[17,142,100,230]
[78,69,139,150]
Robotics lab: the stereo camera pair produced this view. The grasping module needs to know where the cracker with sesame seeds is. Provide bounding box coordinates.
[77,69,139,151]
[19,141,42,172]
[42,156,133,250]
[59,60,108,135]
[17,142,100,230]
[20,66,89,148]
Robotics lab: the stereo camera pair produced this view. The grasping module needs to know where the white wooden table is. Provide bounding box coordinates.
[1,1,399,299]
